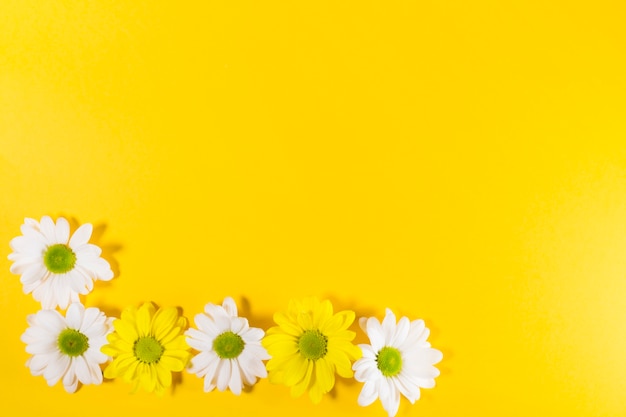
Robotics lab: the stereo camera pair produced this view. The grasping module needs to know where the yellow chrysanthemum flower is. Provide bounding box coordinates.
[262,297,362,403]
[101,302,191,395]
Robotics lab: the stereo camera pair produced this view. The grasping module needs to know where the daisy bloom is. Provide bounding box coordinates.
[185,297,270,394]
[352,309,443,417]
[101,302,191,395]
[8,216,114,309]
[20,303,114,393]
[262,297,362,403]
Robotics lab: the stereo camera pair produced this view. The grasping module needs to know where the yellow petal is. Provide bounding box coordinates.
[140,363,157,392]
[263,335,298,357]
[315,357,335,393]
[123,359,140,383]
[155,363,173,388]
[290,360,313,398]
[273,312,303,336]
[297,312,313,330]
[266,352,299,372]
[268,369,285,384]
[120,305,138,326]
[104,353,135,379]
[136,302,155,337]
[329,339,362,361]
[321,310,355,335]
[325,349,354,378]
[159,326,184,346]
[113,318,138,344]
[313,299,333,329]
[283,355,309,386]
[151,306,179,341]
[159,354,186,372]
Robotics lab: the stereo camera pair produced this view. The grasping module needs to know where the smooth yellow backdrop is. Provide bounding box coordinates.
[2,1,626,416]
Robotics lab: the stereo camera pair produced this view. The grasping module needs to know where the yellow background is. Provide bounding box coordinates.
[1,1,626,416]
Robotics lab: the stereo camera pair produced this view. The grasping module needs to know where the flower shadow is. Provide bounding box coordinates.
[237,295,273,395]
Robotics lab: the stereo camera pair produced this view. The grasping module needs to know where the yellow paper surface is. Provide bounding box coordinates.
[1,1,626,416]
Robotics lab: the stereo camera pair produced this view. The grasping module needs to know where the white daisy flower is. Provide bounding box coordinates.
[352,309,443,417]
[20,303,114,393]
[185,297,271,394]
[8,216,114,309]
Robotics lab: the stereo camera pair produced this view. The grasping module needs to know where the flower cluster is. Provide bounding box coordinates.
[10,216,442,416]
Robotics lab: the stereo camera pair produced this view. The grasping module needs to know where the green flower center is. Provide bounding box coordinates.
[57,328,89,357]
[376,346,403,377]
[134,337,164,364]
[213,331,245,359]
[298,329,328,361]
[44,244,77,274]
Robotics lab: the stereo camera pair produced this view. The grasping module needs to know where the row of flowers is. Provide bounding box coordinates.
[10,216,443,417]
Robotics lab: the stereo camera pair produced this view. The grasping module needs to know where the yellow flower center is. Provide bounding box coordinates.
[376,346,403,377]
[44,244,77,273]
[213,331,245,359]
[57,328,89,357]
[298,329,328,361]
[134,336,164,364]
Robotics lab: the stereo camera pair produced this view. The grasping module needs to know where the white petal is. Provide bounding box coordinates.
[216,359,231,391]
[354,358,379,382]
[405,347,443,368]
[200,354,221,392]
[228,358,243,394]
[65,303,85,329]
[204,302,227,320]
[359,344,377,359]
[80,307,104,334]
[87,356,104,384]
[238,351,266,385]
[382,309,397,345]
[28,354,50,375]
[380,377,401,417]
[86,258,113,280]
[366,317,385,351]
[358,379,379,407]
[52,275,73,310]
[55,217,70,244]
[73,243,101,259]
[396,373,420,403]
[43,354,70,385]
[20,263,48,285]
[69,223,93,247]
[188,352,212,376]
[74,356,92,384]
[25,341,57,355]
[241,327,264,343]
[213,314,232,334]
[391,316,410,347]
[194,313,220,336]
[242,343,270,361]
[10,254,41,275]
[222,297,238,317]
[9,236,46,258]
[35,310,66,334]
[230,317,247,334]
[186,330,214,352]
[39,216,56,242]
[400,319,427,349]
[84,346,109,365]
[62,366,79,393]
[359,316,368,332]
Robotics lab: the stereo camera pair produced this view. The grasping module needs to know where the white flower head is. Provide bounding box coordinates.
[353,309,443,417]
[185,297,271,394]
[8,216,114,309]
[20,303,114,393]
